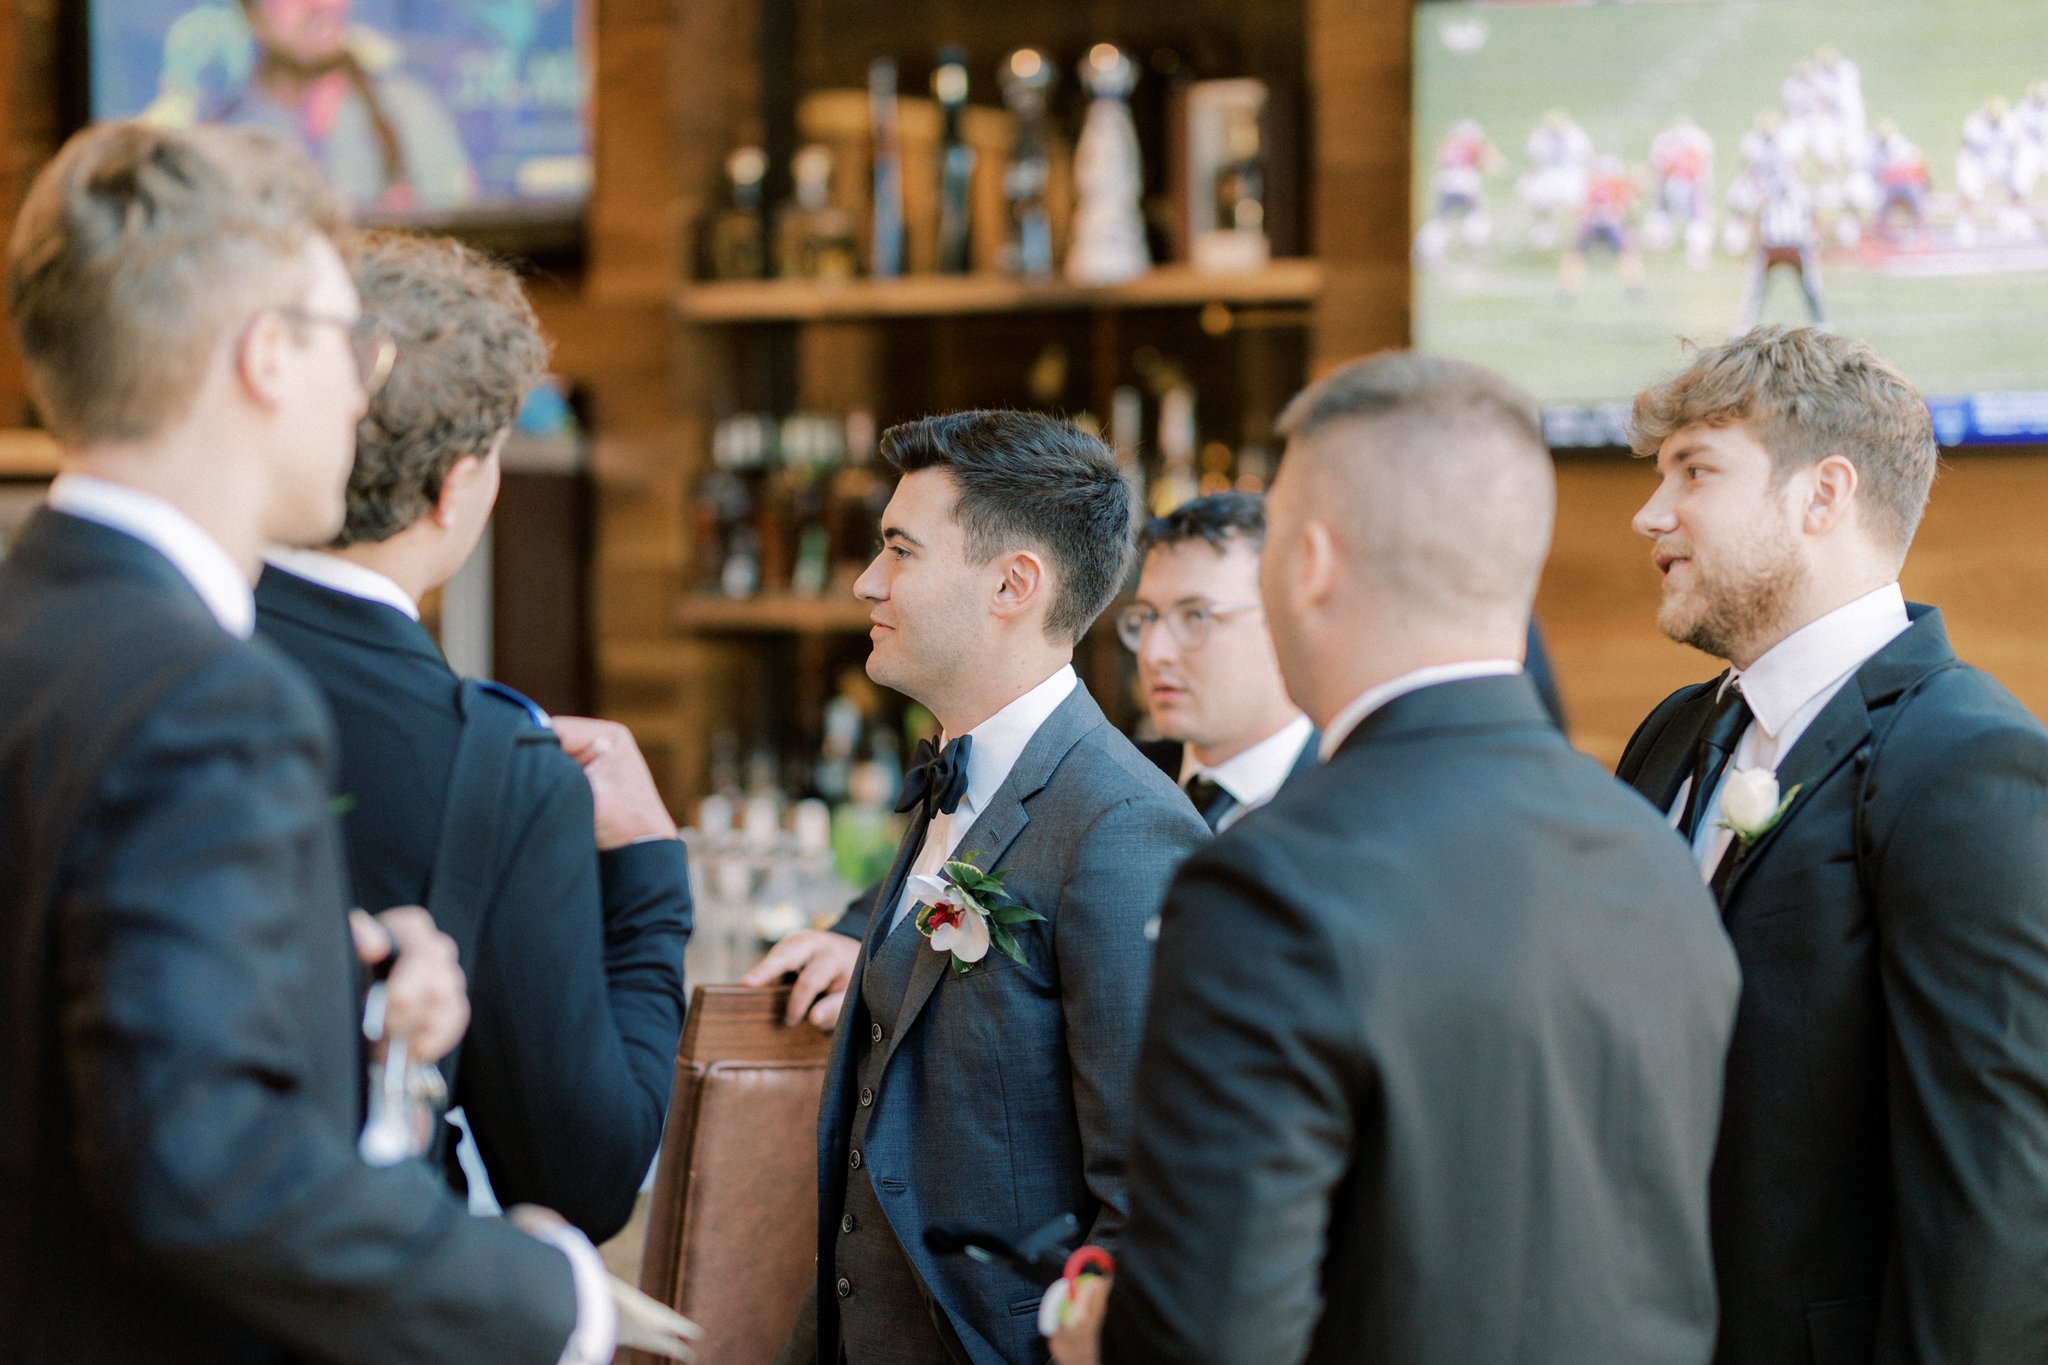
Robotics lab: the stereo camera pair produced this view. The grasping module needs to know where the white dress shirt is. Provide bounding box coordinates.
[1676,582,1910,878]
[1319,659,1525,761]
[890,665,1079,928]
[47,474,255,638]
[264,546,422,620]
[1179,712,1315,832]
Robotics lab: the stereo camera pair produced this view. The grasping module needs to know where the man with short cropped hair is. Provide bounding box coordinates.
[763,410,1207,1365]
[1618,325,2048,1364]
[256,229,691,1242]
[1119,492,1316,831]
[0,122,610,1365]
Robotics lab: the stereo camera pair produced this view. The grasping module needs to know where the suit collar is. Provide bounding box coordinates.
[12,506,213,610]
[37,484,254,637]
[255,563,447,667]
[1715,604,1955,905]
[1331,672,1556,761]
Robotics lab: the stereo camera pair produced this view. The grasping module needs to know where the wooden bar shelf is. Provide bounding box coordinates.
[0,429,60,479]
[676,259,1324,323]
[676,591,874,634]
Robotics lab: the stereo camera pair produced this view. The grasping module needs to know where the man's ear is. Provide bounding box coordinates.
[1801,453,1860,536]
[1297,518,1341,610]
[429,453,490,530]
[235,311,292,410]
[990,548,1049,623]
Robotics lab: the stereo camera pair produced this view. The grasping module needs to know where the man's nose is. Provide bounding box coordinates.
[1632,482,1676,540]
[853,556,887,602]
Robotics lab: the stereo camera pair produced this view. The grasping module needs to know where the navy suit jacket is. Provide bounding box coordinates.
[806,682,1208,1365]
[256,565,691,1241]
[0,510,576,1365]
[1618,606,2048,1365]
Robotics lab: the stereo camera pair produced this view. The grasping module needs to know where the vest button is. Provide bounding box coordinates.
[860,1086,874,1107]
[871,1023,884,1043]
[841,1214,856,1234]
[837,1277,852,1298]
[849,1149,862,1170]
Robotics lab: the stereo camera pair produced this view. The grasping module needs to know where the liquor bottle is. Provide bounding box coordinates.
[1215,102,1266,235]
[829,409,887,581]
[708,146,768,280]
[1111,384,1149,530]
[999,49,1057,280]
[933,48,975,274]
[869,58,906,278]
[776,144,861,279]
[1150,384,1198,515]
[1068,43,1151,284]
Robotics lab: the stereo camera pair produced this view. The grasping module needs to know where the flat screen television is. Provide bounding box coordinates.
[1412,0,2048,446]
[86,1,592,247]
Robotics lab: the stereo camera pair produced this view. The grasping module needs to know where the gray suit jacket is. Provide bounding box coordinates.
[806,682,1208,1365]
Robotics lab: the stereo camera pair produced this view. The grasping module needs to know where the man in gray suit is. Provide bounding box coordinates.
[1053,354,1741,1365]
[767,410,1208,1365]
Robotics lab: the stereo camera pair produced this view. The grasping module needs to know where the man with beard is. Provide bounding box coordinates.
[1617,325,2048,1364]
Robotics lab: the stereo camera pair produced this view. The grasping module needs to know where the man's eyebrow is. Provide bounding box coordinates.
[881,525,925,549]
[1661,442,1705,470]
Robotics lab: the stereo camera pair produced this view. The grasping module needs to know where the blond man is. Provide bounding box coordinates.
[1619,325,2048,1364]
[0,123,615,1365]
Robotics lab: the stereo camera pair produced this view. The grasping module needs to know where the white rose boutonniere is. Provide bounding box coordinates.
[1716,767,1801,846]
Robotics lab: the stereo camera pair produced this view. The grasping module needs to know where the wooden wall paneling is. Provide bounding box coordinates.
[1307,0,1407,372]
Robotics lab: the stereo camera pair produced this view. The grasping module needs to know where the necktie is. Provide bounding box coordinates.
[1676,680,1753,843]
[898,734,972,824]
[1183,774,1238,832]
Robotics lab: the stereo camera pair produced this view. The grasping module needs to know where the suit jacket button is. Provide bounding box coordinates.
[860,1086,874,1107]
[837,1277,852,1298]
[871,1023,883,1043]
[841,1214,856,1234]
[849,1149,862,1170]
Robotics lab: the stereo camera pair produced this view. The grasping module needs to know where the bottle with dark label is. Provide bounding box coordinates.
[777,145,861,279]
[999,48,1056,280]
[869,58,906,279]
[933,48,975,274]
[708,146,768,280]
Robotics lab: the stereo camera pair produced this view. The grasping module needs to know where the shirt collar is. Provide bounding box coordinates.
[1730,583,1909,738]
[47,473,255,638]
[947,664,1079,820]
[1181,712,1314,804]
[1319,659,1523,761]
[263,546,422,621]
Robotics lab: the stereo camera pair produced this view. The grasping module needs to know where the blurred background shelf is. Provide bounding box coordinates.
[676,259,1323,323]
[0,430,60,479]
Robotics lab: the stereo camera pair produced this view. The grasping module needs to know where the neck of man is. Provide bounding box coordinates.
[1725,552,1899,671]
[328,524,460,607]
[68,442,269,583]
[928,639,1075,738]
[1188,702,1305,769]
[1301,612,1525,731]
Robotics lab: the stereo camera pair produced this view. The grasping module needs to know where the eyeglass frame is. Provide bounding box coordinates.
[272,307,399,398]
[1114,600,1264,652]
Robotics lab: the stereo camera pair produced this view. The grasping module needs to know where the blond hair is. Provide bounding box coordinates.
[338,231,549,546]
[5,121,347,446]
[1630,327,1937,555]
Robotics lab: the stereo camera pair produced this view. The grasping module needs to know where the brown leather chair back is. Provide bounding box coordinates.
[635,984,833,1365]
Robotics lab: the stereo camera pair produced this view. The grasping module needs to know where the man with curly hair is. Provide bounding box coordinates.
[256,229,691,1242]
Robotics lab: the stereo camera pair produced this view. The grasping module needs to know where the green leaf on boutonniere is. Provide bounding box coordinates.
[991,904,1045,926]
[329,794,356,817]
[986,919,1033,970]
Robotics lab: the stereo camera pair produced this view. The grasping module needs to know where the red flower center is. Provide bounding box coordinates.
[928,900,962,930]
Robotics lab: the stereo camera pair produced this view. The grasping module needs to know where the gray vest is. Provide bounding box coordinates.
[833,905,968,1364]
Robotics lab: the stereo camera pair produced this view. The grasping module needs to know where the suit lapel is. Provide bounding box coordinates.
[1628,678,1727,815]
[885,683,1104,1050]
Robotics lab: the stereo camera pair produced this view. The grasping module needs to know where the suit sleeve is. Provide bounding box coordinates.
[1870,716,2048,1360]
[1055,789,1208,1249]
[1102,839,1356,1365]
[461,751,690,1241]
[59,651,578,1365]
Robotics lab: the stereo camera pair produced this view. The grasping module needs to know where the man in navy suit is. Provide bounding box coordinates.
[0,122,611,1364]
[1617,326,2048,1363]
[762,411,1207,1364]
[1119,492,1319,831]
[255,229,690,1242]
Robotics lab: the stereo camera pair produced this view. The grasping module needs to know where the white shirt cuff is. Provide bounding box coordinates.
[530,1222,618,1365]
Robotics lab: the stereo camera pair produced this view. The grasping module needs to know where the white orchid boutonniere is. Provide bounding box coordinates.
[1716,767,1801,847]
[905,856,1045,976]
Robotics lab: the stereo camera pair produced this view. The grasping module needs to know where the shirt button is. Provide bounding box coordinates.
[841,1214,856,1234]
[837,1277,852,1298]
[849,1149,862,1170]
[871,1023,883,1043]
[860,1086,874,1107]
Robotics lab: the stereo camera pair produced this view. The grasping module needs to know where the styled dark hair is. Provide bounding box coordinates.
[334,230,548,546]
[1137,490,1265,556]
[881,410,1132,643]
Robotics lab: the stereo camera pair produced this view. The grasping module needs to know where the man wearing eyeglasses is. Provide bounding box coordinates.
[1119,493,1316,832]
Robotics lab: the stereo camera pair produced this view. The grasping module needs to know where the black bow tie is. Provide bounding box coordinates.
[898,735,973,823]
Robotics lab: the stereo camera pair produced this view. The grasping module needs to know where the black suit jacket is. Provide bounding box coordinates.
[256,565,691,1241]
[1617,606,2048,1365]
[1103,675,1739,1365]
[0,510,576,1365]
